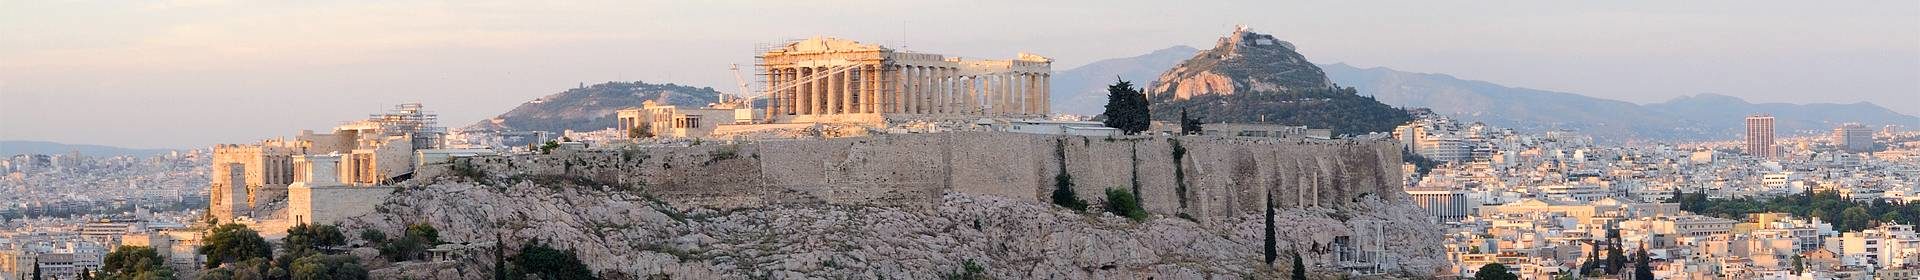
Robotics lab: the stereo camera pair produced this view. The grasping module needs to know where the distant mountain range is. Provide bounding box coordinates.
[0,140,174,157]
[464,81,721,133]
[1051,47,1920,142]
[1323,64,1920,141]
[1050,46,1199,116]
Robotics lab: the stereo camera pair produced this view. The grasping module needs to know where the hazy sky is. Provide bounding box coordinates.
[3,0,1916,149]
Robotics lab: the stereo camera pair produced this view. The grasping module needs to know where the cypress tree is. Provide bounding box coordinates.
[1632,247,1655,280]
[1290,251,1307,280]
[31,259,41,280]
[1101,78,1150,134]
[1264,189,1277,265]
[1178,107,1203,135]
[495,232,508,280]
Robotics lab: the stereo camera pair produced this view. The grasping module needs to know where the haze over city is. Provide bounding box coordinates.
[3,0,1916,148]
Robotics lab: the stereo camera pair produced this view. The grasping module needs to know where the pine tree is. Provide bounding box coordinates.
[1100,78,1150,134]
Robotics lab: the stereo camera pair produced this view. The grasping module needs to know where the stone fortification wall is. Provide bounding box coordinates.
[289,185,396,226]
[434,132,1402,219]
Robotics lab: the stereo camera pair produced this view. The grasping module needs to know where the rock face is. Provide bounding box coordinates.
[345,180,1446,279]
[425,133,1409,218]
[1149,27,1336,100]
[345,132,1445,279]
[464,81,721,134]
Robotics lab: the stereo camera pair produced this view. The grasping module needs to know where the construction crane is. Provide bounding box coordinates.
[728,64,860,123]
[727,64,750,105]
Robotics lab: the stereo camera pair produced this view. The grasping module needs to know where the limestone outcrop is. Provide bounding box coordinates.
[1149,27,1336,100]
[344,179,1445,279]
[1143,28,1413,135]
[344,132,1444,279]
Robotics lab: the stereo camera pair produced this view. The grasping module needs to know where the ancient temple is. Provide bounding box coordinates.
[757,37,1052,124]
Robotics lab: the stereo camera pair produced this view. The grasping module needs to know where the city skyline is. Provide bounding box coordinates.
[3,0,1917,149]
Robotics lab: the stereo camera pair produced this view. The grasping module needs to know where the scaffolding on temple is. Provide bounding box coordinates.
[365,103,446,149]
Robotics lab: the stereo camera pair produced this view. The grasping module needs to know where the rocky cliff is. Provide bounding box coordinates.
[1145,28,1411,135]
[342,133,1446,279]
[1149,28,1335,100]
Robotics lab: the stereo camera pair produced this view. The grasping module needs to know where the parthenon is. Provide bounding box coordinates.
[758,37,1052,124]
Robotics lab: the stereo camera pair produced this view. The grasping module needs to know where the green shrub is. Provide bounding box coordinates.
[1051,172,1088,211]
[377,223,442,262]
[942,259,987,280]
[290,254,368,280]
[1105,188,1148,221]
[514,242,594,280]
[100,245,174,279]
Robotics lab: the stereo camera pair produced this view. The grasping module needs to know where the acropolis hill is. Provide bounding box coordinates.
[202,31,1446,279]
[337,132,1445,279]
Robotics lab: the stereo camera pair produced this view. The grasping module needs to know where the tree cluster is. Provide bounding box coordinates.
[1149,87,1411,136]
[199,224,273,269]
[506,240,594,280]
[367,223,442,262]
[1672,189,1920,232]
[97,245,174,280]
[196,222,370,280]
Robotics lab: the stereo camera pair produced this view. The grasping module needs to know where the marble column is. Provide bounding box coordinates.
[905,66,919,114]
[983,74,998,115]
[929,67,936,114]
[1026,73,1039,115]
[814,67,828,115]
[861,65,874,114]
[891,66,904,114]
[1040,74,1050,115]
[947,69,959,114]
[798,67,813,115]
[1008,74,1019,114]
[894,65,910,113]
[840,68,853,114]
[971,74,982,114]
[921,67,936,114]
[1021,73,1033,115]
[925,66,933,113]
[788,68,799,115]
